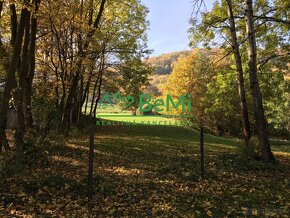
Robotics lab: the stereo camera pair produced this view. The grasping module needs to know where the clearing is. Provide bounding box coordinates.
[0,124,289,217]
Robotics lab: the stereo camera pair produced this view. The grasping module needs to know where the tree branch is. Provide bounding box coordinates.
[254,15,290,25]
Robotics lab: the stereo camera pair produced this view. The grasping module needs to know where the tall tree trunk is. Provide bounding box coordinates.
[9,4,17,46]
[0,7,30,151]
[24,0,40,129]
[245,0,274,162]
[16,12,31,153]
[226,0,251,145]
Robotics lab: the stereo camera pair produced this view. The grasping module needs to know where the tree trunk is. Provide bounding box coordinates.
[9,4,17,46]
[0,2,9,74]
[0,7,30,151]
[245,0,274,162]
[77,75,84,125]
[84,85,90,115]
[83,66,95,115]
[0,1,3,21]
[15,12,31,153]
[24,0,40,129]
[82,67,94,106]
[61,73,79,134]
[226,0,251,145]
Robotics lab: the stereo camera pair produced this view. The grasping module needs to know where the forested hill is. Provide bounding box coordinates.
[147,49,222,75]
[146,50,191,75]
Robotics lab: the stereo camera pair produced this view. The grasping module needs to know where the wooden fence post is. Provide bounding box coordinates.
[200,125,205,179]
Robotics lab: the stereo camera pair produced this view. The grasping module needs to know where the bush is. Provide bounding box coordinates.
[32,95,59,132]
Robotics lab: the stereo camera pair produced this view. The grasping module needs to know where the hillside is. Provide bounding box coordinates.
[147,50,192,75]
[147,49,224,75]
[146,49,222,95]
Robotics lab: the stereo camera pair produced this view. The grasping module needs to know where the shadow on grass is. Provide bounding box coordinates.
[1,124,289,217]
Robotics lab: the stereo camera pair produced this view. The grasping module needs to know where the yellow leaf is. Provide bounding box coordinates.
[252,209,258,216]
[203,201,212,208]
[206,210,213,217]
[10,210,16,215]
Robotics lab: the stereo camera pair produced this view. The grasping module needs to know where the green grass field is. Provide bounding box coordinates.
[86,104,179,124]
[0,123,289,217]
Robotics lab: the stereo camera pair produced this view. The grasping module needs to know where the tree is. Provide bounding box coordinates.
[244,0,274,161]
[0,2,31,152]
[24,0,41,128]
[0,0,41,153]
[189,0,289,161]
[162,50,239,134]
[226,0,251,144]
[0,0,150,155]
[118,57,152,115]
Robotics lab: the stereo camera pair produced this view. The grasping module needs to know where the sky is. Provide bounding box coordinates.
[142,0,214,57]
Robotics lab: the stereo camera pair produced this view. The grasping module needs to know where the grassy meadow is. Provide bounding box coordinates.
[0,123,289,217]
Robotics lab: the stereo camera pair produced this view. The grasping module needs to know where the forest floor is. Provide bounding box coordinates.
[0,125,289,217]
